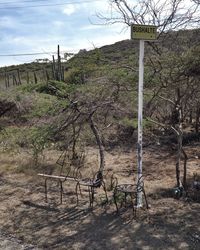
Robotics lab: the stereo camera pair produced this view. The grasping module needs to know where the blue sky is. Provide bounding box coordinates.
[0,0,129,67]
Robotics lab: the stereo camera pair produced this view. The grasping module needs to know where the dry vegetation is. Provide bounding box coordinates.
[0,143,199,249]
[0,26,200,249]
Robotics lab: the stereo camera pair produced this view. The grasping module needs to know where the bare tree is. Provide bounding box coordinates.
[96,0,200,191]
[98,0,200,34]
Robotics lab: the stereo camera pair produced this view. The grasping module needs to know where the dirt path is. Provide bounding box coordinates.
[0,146,199,249]
[0,230,38,250]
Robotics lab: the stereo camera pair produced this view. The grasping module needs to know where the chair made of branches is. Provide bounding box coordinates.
[38,150,85,204]
[76,171,108,208]
[113,176,149,216]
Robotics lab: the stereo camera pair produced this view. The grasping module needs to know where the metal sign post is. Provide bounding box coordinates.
[137,39,144,207]
[131,24,157,207]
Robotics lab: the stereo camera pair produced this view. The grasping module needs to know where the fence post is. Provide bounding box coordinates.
[57,45,62,81]
[34,72,38,84]
[52,55,56,80]
[17,68,22,85]
[13,74,17,86]
[26,71,30,84]
[4,70,8,88]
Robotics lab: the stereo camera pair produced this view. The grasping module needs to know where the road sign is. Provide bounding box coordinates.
[131,24,157,40]
[130,24,157,207]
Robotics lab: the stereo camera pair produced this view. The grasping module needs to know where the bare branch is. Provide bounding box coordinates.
[157,95,176,105]
[96,0,200,36]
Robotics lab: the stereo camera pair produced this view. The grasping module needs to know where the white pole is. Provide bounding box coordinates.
[137,40,144,207]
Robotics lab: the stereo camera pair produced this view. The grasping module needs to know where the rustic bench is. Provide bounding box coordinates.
[38,150,108,207]
[38,173,79,204]
[38,150,84,204]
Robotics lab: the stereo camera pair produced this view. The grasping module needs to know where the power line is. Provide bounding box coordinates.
[0,0,53,5]
[0,0,101,9]
[0,51,70,57]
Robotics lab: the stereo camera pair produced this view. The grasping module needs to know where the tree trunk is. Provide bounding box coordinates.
[176,130,182,187]
[89,117,105,173]
[189,109,193,124]
[182,148,188,189]
[72,124,77,159]
[195,104,200,133]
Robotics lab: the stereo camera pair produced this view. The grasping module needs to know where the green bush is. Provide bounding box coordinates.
[65,68,85,84]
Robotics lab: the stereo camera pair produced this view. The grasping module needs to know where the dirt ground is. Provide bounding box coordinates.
[0,144,199,250]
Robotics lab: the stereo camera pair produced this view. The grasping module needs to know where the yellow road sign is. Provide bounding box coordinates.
[131,24,157,40]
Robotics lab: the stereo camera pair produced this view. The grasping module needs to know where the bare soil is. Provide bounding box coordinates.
[0,144,199,250]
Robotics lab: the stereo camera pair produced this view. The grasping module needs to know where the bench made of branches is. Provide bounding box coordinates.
[38,150,84,204]
[38,151,108,207]
[38,173,79,204]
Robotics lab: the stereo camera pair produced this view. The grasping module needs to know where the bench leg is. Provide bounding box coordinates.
[102,180,108,203]
[88,186,92,207]
[44,178,48,203]
[91,186,95,208]
[59,180,63,204]
[76,182,80,205]
[113,189,119,213]
[88,186,95,208]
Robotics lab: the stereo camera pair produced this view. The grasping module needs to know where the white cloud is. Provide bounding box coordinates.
[62,4,77,16]
[53,21,65,28]
[0,16,17,28]
[12,36,27,44]
[0,0,130,67]
[80,24,104,31]
[82,0,110,15]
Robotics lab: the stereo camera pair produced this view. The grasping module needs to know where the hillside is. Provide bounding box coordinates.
[0,28,200,150]
[1,28,200,86]
[0,28,200,249]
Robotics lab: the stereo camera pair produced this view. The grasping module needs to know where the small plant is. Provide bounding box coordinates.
[111,191,126,205]
[99,194,109,206]
[106,174,118,191]
[26,126,53,166]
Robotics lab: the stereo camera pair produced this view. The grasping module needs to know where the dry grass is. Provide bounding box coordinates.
[0,144,199,249]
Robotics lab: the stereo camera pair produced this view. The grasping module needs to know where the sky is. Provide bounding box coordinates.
[0,0,130,67]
